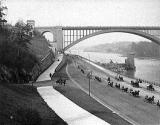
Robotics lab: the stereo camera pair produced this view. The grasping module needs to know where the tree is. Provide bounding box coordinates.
[0,19,39,83]
[13,20,32,50]
[0,0,7,28]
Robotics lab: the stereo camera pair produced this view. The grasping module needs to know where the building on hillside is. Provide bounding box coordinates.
[27,20,35,36]
[27,20,35,28]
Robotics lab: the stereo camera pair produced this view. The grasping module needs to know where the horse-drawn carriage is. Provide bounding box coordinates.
[115,75,124,81]
[108,81,113,87]
[146,84,155,91]
[56,78,67,86]
[145,95,155,103]
[95,76,102,82]
[131,80,139,88]
[157,100,160,107]
[107,77,110,82]
[129,89,140,97]
[121,86,128,92]
[115,83,120,89]
[81,69,85,74]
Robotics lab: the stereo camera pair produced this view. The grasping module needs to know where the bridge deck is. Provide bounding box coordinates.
[35,26,160,30]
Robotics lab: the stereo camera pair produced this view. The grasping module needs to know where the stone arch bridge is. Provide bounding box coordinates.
[35,26,160,52]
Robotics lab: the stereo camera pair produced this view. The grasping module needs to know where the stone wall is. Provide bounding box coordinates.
[32,49,55,81]
[55,54,66,72]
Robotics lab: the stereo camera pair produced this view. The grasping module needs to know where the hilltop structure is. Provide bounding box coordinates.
[27,20,35,36]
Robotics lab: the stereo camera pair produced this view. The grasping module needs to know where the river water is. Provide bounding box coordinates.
[69,51,160,84]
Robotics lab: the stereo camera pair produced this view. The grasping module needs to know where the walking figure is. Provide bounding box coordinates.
[49,73,52,79]
[49,73,54,86]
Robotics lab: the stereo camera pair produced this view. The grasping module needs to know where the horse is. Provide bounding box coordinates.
[81,69,85,74]
[145,95,155,103]
[131,80,139,88]
[108,81,113,87]
[107,77,110,82]
[115,83,120,89]
[95,76,102,82]
[115,75,124,81]
[147,84,155,91]
[130,89,140,97]
[56,79,66,86]
[157,100,160,107]
[122,86,128,92]
[119,76,124,81]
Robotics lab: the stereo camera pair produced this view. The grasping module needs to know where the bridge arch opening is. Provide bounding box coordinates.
[64,29,160,51]
[71,32,150,47]
[66,31,160,59]
[42,31,54,43]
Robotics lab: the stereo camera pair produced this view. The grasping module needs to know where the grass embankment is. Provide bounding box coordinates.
[0,83,67,125]
[52,59,131,125]
[28,36,51,59]
[0,34,64,124]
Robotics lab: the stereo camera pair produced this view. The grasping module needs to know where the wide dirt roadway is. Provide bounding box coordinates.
[67,57,160,125]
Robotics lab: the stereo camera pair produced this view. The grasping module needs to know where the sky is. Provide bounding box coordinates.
[5,0,160,47]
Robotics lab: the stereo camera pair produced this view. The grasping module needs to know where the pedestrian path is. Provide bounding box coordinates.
[36,54,63,82]
[37,54,110,125]
[37,86,110,125]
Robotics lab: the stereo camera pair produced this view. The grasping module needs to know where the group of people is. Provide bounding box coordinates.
[107,77,140,97]
[77,63,160,108]
[115,75,124,81]
[107,76,160,108]
[50,73,67,86]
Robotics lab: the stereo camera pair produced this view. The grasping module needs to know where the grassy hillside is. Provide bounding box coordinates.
[28,36,51,60]
[0,83,67,125]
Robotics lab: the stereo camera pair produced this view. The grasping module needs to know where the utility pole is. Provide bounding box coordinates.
[88,71,92,96]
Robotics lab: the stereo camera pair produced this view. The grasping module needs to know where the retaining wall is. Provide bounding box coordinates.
[55,54,66,72]
[32,49,55,81]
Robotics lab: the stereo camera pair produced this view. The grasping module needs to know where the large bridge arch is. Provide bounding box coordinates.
[63,29,160,51]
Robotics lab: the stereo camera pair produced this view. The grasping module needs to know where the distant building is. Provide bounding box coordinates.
[27,20,35,36]
[27,20,35,28]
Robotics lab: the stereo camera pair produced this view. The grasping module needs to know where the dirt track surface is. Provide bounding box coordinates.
[52,62,131,125]
[68,58,160,125]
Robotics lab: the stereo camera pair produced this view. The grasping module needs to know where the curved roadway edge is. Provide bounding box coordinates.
[36,54,110,125]
[66,64,138,125]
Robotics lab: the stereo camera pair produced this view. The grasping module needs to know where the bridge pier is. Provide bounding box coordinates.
[53,26,63,53]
